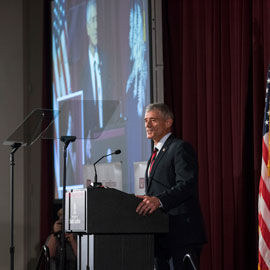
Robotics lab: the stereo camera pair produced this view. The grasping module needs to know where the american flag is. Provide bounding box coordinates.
[258,67,270,270]
[52,0,71,99]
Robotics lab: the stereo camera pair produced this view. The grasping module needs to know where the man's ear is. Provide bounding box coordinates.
[165,118,173,129]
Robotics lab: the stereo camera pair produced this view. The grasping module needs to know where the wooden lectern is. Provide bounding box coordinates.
[65,187,168,270]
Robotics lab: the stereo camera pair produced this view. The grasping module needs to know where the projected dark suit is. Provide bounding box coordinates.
[80,52,104,126]
[83,0,104,130]
[78,53,104,164]
[136,104,206,270]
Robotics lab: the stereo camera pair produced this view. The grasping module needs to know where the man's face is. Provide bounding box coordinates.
[86,5,98,47]
[144,109,172,144]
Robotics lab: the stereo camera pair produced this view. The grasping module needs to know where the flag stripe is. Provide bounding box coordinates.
[259,227,270,269]
[261,162,269,185]
[258,249,269,270]
[259,211,270,250]
[262,137,269,166]
[260,177,270,206]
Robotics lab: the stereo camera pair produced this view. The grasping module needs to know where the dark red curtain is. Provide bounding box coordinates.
[162,0,270,269]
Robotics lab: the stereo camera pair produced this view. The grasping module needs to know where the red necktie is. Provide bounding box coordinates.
[149,148,158,174]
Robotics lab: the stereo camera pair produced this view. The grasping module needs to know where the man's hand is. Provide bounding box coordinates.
[65,233,76,244]
[53,220,62,233]
[136,195,161,215]
[65,233,77,256]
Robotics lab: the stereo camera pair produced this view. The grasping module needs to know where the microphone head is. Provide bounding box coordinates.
[114,149,121,155]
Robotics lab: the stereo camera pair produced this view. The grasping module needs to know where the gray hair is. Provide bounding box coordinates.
[145,103,174,120]
[86,0,96,21]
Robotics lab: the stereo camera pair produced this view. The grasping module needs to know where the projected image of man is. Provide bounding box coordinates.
[80,0,104,163]
[85,0,103,129]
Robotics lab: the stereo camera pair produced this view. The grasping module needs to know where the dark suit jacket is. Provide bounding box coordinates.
[79,52,119,132]
[146,134,207,247]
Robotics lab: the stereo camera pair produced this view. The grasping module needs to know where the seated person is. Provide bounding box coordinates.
[46,208,77,270]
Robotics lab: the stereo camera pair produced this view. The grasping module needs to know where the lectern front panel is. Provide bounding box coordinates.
[65,187,169,234]
[79,234,154,270]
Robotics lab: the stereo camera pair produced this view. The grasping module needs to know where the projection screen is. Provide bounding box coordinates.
[51,0,152,198]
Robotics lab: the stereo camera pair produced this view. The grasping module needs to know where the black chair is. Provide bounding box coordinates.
[35,245,50,270]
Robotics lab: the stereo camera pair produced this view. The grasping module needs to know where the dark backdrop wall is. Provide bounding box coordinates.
[41,0,269,269]
[162,0,268,269]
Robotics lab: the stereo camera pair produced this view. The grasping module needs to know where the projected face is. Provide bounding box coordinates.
[86,2,98,53]
[144,109,173,145]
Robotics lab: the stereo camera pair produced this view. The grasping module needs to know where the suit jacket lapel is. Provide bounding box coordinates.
[147,134,175,190]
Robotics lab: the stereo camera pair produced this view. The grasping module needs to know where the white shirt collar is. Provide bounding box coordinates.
[154,132,171,153]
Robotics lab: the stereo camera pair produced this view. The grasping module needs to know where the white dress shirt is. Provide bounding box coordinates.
[88,48,103,128]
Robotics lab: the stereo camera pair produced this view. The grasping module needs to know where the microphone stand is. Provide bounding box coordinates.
[93,157,104,187]
[92,150,121,187]
[59,135,76,270]
[9,143,21,270]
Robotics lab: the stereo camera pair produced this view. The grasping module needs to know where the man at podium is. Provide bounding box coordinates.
[136,103,207,270]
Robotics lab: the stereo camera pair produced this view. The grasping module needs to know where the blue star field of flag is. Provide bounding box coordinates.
[53,0,66,48]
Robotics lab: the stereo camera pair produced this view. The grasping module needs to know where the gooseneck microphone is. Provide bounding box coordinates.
[93,149,121,187]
